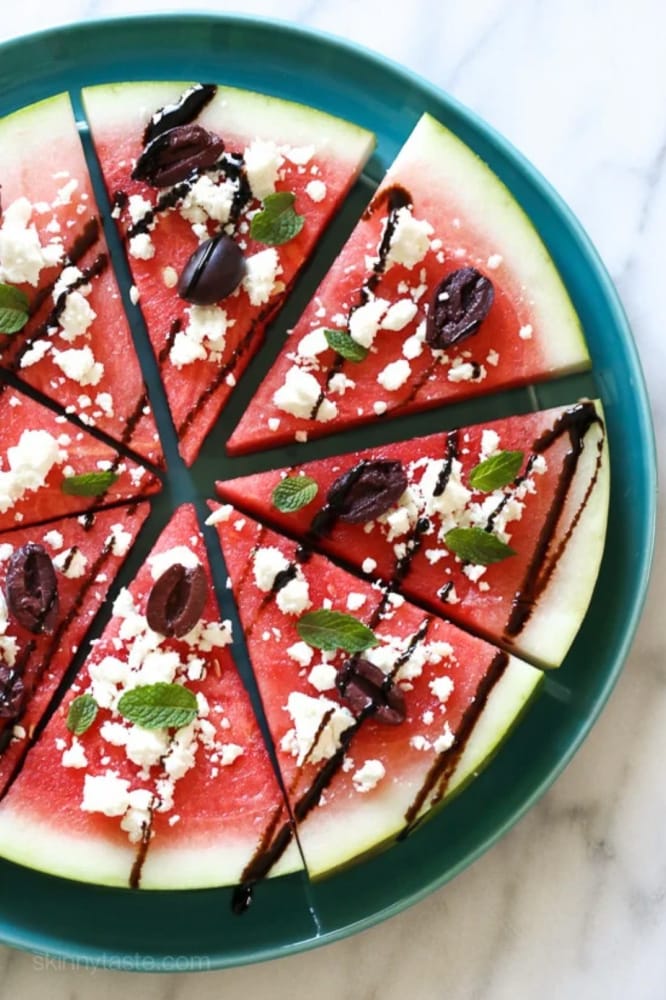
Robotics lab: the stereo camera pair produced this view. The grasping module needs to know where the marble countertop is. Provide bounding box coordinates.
[0,1,663,997]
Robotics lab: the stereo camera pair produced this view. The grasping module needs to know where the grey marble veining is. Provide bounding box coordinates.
[0,1,664,997]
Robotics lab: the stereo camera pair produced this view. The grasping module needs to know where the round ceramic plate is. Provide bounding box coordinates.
[0,13,656,972]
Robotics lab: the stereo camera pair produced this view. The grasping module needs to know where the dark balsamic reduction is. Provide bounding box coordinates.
[129,798,157,890]
[142,84,217,145]
[400,650,509,834]
[309,185,413,421]
[505,401,604,638]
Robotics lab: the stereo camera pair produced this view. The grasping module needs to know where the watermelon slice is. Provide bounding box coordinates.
[0,504,301,889]
[0,93,162,467]
[0,386,159,532]
[0,502,150,798]
[81,81,376,465]
[208,504,542,878]
[217,402,609,668]
[227,112,590,455]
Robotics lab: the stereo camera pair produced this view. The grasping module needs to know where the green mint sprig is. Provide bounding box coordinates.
[250,192,304,246]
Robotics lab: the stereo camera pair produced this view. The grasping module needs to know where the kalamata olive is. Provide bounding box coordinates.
[132,124,225,188]
[146,563,207,638]
[336,658,406,725]
[178,234,247,305]
[5,543,59,635]
[425,267,494,349]
[326,459,408,524]
[0,665,25,720]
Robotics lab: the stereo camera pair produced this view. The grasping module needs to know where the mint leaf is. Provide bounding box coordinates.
[0,283,29,335]
[250,191,304,246]
[61,470,120,497]
[117,683,198,730]
[272,475,319,514]
[469,450,524,492]
[444,526,516,565]
[297,609,378,653]
[67,693,98,736]
[324,328,368,363]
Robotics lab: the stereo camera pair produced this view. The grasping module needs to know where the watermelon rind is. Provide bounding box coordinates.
[395,113,589,374]
[82,81,376,165]
[301,656,543,879]
[513,401,610,668]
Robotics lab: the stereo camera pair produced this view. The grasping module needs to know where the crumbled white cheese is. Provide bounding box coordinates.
[307,662,337,692]
[180,175,235,225]
[0,196,64,285]
[128,233,155,260]
[434,722,455,753]
[377,358,411,392]
[0,430,64,514]
[487,254,503,269]
[381,298,418,331]
[61,737,88,769]
[297,327,329,359]
[362,557,377,574]
[204,504,233,526]
[242,247,280,306]
[352,759,385,793]
[148,545,200,581]
[519,324,533,340]
[19,339,52,369]
[348,298,388,349]
[287,641,314,666]
[219,743,244,766]
[170,305,232,368]
[275,576,311,616]
[81,773,131,817]
[385,207,433,270]
[328,372,356,395]
[106,523,133,557]
[43,529,64,549]
[52,346,104,387]
[347,592,367,611]
[429,675,454,704]
[305,180,327,203]
[253,546,290,592]
[52,546,88,579]
[273,366,333,421]
[125,724,171,772]
[282,692,355,765]
[447,361,477,383]
[244,139,283,200]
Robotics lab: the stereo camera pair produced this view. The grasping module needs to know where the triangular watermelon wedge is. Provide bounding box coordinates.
[227,112,590,454]
[81,81,375,465]
[0,386,160,532]
[0,502,151,798]
[0,504,301,890]
[216,401,609,668]
[208,504,542,879]
[0,93,163,467]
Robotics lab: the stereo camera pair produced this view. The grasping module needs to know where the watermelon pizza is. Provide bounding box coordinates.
[227,113,590,455]
[0,386,159,532]
[217,402,609,668]
[0,93,162,467]
[208,503,542,878]
[0,502,151,798]
[0,504,301,890]
[81,81,376,465]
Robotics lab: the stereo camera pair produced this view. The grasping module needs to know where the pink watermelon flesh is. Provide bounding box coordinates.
[0,504,300,889]
[0,387,159,533]
[210,504,542,878]
[82,82,376,465]
[216,402,609,668]
[0,93,162,467]
[0,502,151,797]
[227,113,590,455]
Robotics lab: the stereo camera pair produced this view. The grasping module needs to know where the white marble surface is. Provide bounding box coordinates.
[0,0,664,996]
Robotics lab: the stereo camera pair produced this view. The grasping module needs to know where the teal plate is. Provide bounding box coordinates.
[0,13,656,972]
